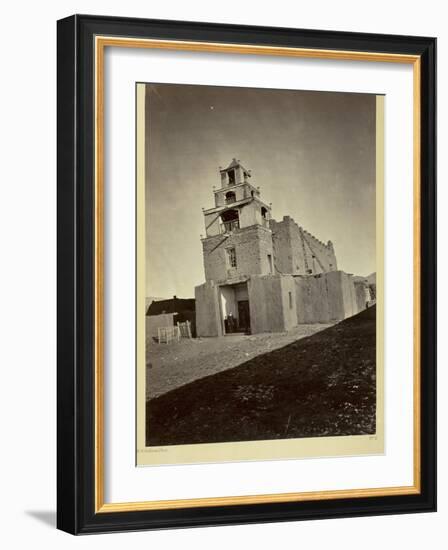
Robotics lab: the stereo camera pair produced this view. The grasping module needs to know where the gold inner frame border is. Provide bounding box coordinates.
[94,35,421,513]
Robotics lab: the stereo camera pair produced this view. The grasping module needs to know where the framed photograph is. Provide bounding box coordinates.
[57,15,436,534]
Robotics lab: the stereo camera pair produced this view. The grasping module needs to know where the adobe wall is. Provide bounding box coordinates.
[239,199,269,228]
[295,275,331,323]
[146,313,176,339]
[202,225,273,283]
[195,281,222,337]
[214,182,259,207]
[271,218,299,274]
[324,270,347,320]
[271,216,337,276]
[205,197,269,236]
[279,275,298,330]
[327,270,361,319]
[203,211,221,237]
[354,281,368,312]
[340,271,357,318]
[248,274,295,333]
[294,270,361,324]
[196,271,366,337]
[300,227,337,273]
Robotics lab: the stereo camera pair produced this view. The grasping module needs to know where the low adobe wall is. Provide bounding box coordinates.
[195,271,365,336]
[295,271,361,324]
[295,273,330,323]
[354,281,369,312]
[146,313,176,340]
[195,281,223,337]
[248,274,296,333]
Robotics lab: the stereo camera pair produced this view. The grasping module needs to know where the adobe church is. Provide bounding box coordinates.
[195,159,372,337]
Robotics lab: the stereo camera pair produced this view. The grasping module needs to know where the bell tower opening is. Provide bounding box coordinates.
[219,158,250,189]
[261,206,269,227]
[221,208,239,233]
[225,191,236,204]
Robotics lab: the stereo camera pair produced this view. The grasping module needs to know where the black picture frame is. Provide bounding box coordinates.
[57,14,436,534]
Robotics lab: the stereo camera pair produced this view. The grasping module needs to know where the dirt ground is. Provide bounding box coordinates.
[147,306,376,446]
[146,324,334,400]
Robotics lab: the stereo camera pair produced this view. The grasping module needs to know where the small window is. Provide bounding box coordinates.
[227,247,237,268]
[267,254,273,273]
[228,170,236,185]
[288,291,293,309]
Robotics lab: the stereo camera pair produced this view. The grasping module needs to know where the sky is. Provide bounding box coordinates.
[145,83,377,299]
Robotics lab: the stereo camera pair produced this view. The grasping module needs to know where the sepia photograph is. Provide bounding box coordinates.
[137,82,383,465]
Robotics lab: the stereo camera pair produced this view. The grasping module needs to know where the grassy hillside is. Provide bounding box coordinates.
[146,306,376,446]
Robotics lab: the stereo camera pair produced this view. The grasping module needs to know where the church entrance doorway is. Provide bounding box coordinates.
[219,282,251,335]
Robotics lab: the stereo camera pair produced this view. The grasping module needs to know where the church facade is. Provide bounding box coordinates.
[195,159,371,337]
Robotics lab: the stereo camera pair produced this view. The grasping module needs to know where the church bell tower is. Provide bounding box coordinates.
[200,159,274,284]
